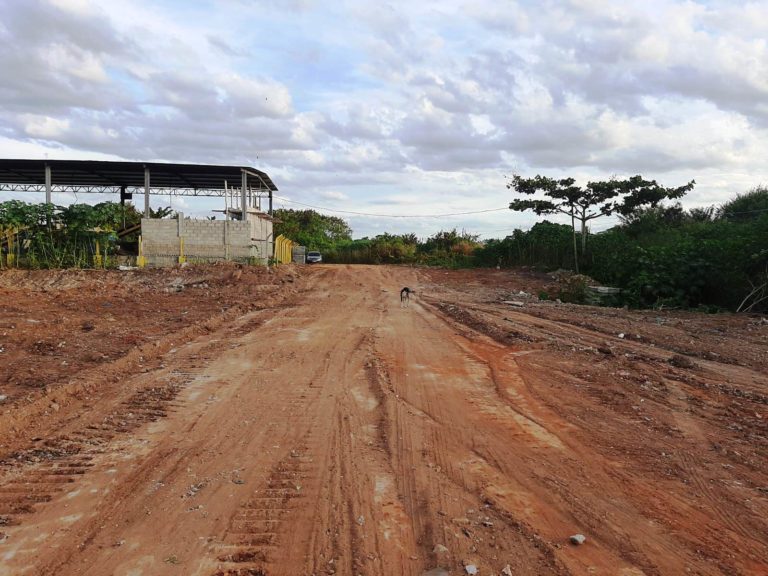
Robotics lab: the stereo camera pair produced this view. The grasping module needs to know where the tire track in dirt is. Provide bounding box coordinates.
[0,352,223,574]
[662,379,766,548]
[208,342,332,575]
[436,297,768,402]
[419,273,768,575]
[367,290,573,575]
[389,288,735,575]
[0,292,309,575]
[0,377,185,535]
[213,444,316,575]
[2,265,766,575]
[0,313,265,531]
[204,266,425,576]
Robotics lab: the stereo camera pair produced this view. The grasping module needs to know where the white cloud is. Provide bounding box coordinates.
[319,190,348,200]
[46,0,93,16]
[0,0,767,238]
[22,115,71,139]
[43,42,108,82]
[217,73,293,118]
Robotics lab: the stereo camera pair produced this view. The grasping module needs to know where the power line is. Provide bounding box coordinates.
[486,226,519,233]
[272,194,509,218]
[722,207,768,215]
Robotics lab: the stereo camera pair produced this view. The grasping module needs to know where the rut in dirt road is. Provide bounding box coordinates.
[0,265,765,576]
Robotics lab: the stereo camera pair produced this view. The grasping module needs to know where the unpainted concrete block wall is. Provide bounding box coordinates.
[249,215,273,261]
[141,218,264,265]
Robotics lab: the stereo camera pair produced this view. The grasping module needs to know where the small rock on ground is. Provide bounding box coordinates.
[570,533,587,545]
[669,354,696,369]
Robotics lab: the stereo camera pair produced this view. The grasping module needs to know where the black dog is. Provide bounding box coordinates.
[400,287,415,306]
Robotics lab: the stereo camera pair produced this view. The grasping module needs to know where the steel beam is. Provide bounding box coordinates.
[0,183,271,196]
[144,167,150,217]
[45,163,52,204]
[241,170,247,218]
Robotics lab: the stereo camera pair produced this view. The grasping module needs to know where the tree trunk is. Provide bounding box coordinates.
[571,211,579,274]
[581,208,587,254]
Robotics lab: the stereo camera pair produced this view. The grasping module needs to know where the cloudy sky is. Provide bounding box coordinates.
[1,0,767,238]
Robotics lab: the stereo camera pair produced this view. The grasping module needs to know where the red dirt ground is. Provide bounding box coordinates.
[0,264,765,575]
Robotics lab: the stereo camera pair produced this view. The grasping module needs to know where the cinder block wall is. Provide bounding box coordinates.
[141,218,264,265]
[141,220,180,261]
[249,216,273,261]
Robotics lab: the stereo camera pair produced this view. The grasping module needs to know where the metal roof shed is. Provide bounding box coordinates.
[0,159,278,217]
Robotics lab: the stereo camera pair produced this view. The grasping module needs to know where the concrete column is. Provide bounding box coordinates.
[224,219,230,260]
[45,163,52,204]
[241,170,247,218]
[269,190,273,215]
[144,167,151,217]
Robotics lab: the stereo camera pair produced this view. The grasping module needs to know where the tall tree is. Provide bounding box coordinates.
[716,185,768,222]
[273,209,352,251]
[508,174,694,272]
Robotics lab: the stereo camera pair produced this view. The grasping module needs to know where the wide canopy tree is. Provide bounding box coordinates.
[508,174,695,272]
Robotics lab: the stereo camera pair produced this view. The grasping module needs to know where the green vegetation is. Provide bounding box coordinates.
[507,174,695,273]
[0,200,164,268]
[273,209,352,252]
[480,186,768,312]
[2,183,765,312]
[326,229,480,268]
[319,181,767,313]
[273,209,480,268]
[717,185,768,222]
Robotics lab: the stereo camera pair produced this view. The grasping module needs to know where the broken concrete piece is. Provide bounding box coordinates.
[465,565,478,575]
[502,565,513,576]
[433,544,449,554]
[502,300,525,307]
[570,534,586,545]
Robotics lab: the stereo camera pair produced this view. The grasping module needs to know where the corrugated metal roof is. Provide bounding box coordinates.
[0,159,277,192]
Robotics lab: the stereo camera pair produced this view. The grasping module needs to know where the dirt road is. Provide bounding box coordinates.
[0,265,766,575]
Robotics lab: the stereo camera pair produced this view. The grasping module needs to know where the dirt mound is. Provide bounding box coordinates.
[0,263,303,407]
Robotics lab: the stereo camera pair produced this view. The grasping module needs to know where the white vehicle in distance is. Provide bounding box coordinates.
[306,251,322,263]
